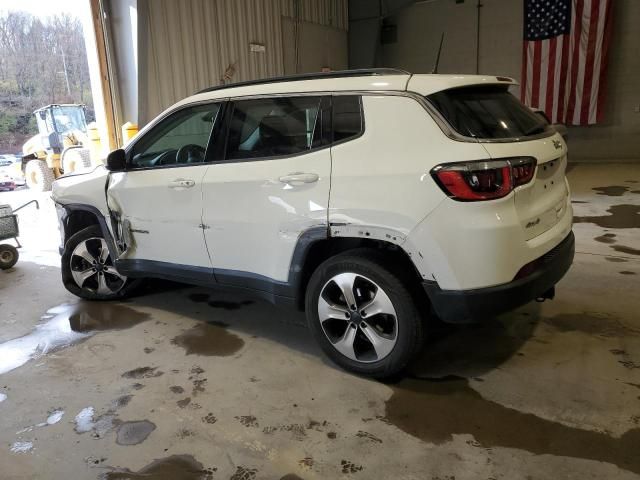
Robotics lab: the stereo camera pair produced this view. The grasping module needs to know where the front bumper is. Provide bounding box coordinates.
[423,231,575,323]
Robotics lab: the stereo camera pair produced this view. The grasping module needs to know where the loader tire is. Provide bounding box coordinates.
[25,160,55,192]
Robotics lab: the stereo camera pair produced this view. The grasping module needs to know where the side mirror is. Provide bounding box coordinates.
[106,149,127,171]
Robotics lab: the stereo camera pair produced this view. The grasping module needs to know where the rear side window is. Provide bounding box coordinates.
[225,96,321,160]
[428,86,547,139]
[332,95,363,143]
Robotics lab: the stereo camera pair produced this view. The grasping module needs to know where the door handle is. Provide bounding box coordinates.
[168,179,195,189]
[278,172,319,185]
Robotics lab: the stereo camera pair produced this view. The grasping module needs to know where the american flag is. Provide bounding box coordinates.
[521,0,614,125]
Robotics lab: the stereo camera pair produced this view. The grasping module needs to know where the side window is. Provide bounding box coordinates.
[130,103,221,169]
[332,95,363,143]
[225,96,322,160]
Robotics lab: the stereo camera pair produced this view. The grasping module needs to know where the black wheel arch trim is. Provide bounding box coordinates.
[57,203,119,260]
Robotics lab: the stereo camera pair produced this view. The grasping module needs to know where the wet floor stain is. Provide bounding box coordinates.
[298,457,314,469]
[116,420,156,445]
[229,466,258,480]
[573,204,640,229]
[113,395,133,409]
[592,185,630,196]
[611,244,640,256]
[280,475,304,480]
[571,200,588,204]
[65,303,151,333]
[101,455,214,480]
[605,256,627,263]
[235,415,258,427]
[356,430,383,443]
[121,366,164,379]
[0,302,150,376]
[611,349,640,370]
[202,413,217,424]
[543,312,639,337]
[620,271,637,275]
[177,397,191,408]
[170,322,244,357]
[594,233,616,244]
[170,386,185,394]
[384,376,640,475]
[340,460,363,474]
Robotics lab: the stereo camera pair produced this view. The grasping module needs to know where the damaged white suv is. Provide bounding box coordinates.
[52,69,574,378]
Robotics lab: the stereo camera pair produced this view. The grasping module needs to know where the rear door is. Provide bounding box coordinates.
[427,85,570,241]
[201,95,331,286]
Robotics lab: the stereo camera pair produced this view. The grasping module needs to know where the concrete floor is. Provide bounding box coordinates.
[0,163,638,479]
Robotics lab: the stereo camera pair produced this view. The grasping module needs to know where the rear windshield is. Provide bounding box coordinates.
[427,86,547,139]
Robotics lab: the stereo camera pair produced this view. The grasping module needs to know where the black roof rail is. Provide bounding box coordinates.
[196,68,411,94]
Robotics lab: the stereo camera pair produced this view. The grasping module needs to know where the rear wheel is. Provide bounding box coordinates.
[0,244,18,269]
[61,225,136,300]
[306,250,424,378]
[25,159,55,192]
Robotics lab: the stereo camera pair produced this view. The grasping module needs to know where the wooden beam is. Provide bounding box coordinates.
[89,0,119,150]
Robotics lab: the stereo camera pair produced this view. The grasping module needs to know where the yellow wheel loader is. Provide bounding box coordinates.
[21,104,102,191]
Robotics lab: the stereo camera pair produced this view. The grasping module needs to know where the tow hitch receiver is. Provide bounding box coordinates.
[536,286,555,302]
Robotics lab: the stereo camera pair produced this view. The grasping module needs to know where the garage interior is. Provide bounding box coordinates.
[0,0,639,479]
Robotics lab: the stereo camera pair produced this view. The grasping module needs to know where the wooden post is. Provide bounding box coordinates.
[89,0,119,150]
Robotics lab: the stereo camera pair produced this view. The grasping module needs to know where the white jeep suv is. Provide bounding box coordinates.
[52,69,574,378]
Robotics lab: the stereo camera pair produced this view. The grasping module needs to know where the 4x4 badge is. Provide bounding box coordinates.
[553,140,562,150]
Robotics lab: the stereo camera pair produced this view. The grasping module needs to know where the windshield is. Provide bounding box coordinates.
[427,85,547,139]
[51,106,87,134]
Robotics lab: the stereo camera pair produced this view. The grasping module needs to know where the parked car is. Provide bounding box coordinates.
[51,69,574,378]
[0,175,16,191]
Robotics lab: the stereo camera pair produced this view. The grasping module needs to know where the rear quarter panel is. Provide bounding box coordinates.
[329,94,488,240]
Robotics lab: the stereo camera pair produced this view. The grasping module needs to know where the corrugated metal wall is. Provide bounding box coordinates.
[138,0,348,124]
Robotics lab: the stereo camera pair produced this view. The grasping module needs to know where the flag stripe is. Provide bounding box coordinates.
[596,0,614,122]
[581,0,600,124]
[545,37,557,121]
[532,40,542,107]
[588,0,608,123]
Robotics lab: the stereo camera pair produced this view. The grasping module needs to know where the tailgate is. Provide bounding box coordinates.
[482,132,569,240]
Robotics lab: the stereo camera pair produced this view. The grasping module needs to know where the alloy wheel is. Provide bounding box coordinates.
[317,272,398,363]
[70,237,126,295]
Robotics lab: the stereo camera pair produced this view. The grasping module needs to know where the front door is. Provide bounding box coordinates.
[108,102,223,271]
[201,95,331,289]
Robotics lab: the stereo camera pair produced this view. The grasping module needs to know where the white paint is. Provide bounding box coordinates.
[0,305,89,376]
[46,410,64,425]
[0,393,6,403]
[10,441,33,454]
[74,407,96,434]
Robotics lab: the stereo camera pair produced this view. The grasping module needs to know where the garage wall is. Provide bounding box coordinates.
[137,0,348,125]
[378,0,640,162]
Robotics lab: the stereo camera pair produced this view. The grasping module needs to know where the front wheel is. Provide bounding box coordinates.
[61,225,136,300]
[306,250,424,378]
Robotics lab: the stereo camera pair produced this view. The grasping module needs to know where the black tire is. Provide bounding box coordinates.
[306,249,424,378]
[61,225,137,300]
[0,244,19,269]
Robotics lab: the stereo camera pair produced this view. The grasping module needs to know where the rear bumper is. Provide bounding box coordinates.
[423,231,575,323]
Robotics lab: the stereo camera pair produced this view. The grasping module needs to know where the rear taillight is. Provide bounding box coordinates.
[431,157,537,201]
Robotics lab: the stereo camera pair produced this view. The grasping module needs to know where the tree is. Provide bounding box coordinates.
[0,11,92,152]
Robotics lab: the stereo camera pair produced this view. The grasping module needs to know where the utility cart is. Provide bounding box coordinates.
[0,200,39,269]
